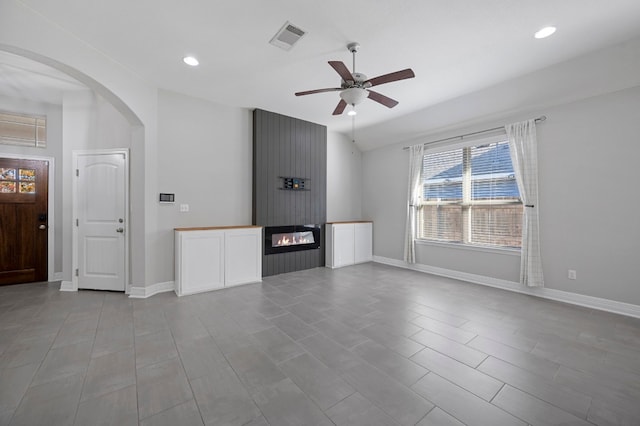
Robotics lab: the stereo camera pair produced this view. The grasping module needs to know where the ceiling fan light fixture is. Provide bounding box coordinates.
[295,43,415,115]
[347,106,357,116]
[183,56,199,66]
[340,87,368,106]
[534,26,556,39]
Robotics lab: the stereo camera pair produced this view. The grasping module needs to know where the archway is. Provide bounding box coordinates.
[0,45,146,292]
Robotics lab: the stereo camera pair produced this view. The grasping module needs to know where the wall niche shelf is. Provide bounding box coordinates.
[279,176,310,191]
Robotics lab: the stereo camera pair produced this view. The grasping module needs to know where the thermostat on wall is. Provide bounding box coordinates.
[159,193,175,203]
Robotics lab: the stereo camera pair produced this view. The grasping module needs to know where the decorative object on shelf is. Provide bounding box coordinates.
[279,176,309,191]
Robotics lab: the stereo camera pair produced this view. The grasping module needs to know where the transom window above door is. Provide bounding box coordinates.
[0,111,46,148]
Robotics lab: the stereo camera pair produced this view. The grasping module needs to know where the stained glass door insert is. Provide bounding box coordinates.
[0,167,36,194]
[0,181,16,193]
[0,168,17,193]
[19,169,36,181]
[19,182,36,193]
[1,168,16,180]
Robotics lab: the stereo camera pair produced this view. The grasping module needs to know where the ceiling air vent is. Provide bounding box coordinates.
[269,21,306,51]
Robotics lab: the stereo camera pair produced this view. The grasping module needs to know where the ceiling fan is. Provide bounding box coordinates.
[295,42,415,116]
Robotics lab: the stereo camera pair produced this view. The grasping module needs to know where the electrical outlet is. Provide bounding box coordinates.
[179,204,189,212]
[568,269,577,280]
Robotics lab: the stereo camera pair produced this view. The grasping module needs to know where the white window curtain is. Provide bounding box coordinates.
[404,143,424,263]
[505,119,544,287]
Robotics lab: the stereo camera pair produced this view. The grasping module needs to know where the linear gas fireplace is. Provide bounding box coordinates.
[264,224,321,255]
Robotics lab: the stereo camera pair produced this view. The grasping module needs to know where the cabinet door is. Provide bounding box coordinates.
[354,222,373,264]
[333,224,355,267]
[225,228,262,286]
[177,231,225,295]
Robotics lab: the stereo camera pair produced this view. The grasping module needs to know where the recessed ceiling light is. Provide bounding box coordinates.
[534,26,556,39]
[183,56,199,66]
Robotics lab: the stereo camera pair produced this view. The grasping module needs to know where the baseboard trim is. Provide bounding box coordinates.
[59,280,76,292]
[128,281,175,299]
[373,256,640,319]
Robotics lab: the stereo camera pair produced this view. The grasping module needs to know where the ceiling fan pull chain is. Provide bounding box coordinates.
[352,115,356,143]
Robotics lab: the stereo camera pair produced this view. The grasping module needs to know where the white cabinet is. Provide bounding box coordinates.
[354,222,373,264]
[176,229,225,295]
[175,226,262,296]
[225,228,262,287]
[326,222,373,269]
[330,224,355,268]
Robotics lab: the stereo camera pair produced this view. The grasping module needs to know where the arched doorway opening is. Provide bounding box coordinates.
[0,46,145,293]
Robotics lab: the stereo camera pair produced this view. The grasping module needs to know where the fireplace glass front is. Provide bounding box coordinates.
[264,225,321,254]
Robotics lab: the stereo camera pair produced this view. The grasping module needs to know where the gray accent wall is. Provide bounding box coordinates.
[253,109,327,276]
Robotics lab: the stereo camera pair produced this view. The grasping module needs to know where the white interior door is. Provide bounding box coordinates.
[76,152,127,291]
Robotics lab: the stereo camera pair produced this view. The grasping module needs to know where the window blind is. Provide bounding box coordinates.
[420,140,522,248]
[0,112,46,148]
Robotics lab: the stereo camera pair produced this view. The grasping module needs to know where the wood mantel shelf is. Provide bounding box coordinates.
[174,225,262,231]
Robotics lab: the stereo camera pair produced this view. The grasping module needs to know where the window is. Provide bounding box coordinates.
[0,111,46,148]
[418,138,522,249]
[0,168,36,194]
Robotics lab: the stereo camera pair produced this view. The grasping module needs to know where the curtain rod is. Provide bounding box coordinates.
[402,115,547,150]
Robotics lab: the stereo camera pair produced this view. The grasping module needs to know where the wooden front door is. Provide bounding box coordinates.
[0,158,49,285]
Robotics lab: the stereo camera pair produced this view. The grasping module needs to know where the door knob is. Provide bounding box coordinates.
[116,228,124,233]
[38,224,46,230]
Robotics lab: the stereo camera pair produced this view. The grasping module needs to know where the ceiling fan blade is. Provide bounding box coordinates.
[295,88,342,96]
[365,68,415,87]
[367,90,399,108]
[328,61,354,83]
[332,99,347,115]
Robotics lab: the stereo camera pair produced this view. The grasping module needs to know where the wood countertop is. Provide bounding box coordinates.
[174,225,262,231]
[325,220,373,224]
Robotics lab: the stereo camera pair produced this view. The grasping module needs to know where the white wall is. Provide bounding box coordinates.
[357,37,640,152]
[0,96,63,274]
[156,89,252,283]
[537,87,640,304]
[95,95,133,149]
[327,131,362,221]
[61,90,133,282]
[363,85,640,305]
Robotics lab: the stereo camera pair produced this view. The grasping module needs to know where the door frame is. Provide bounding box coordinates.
[0,152,55,282]
[71,149,130,293]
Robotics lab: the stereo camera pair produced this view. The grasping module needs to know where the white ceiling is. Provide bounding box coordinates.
[3,0,640,149]
[0,51,85,105]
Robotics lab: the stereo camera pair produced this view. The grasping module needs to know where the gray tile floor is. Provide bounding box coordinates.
[1,263,640,425]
